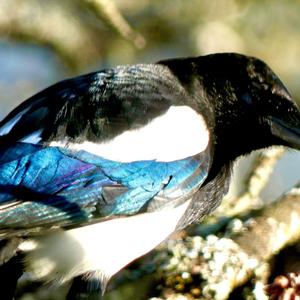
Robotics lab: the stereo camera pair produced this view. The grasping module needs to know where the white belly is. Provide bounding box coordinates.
[19,201,190,283]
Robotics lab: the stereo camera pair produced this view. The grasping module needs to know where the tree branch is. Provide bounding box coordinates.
[220,147,286,217]
[82,0,146,49]
[150,184,300,300]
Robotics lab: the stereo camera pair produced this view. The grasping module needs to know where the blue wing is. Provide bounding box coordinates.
[0,142,210,235]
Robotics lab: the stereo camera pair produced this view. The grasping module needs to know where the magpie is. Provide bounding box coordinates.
[0,53,299,299]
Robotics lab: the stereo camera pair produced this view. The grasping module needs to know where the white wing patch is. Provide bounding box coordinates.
[0,106,31,136]
[20,200,190,282]
[50,106,209,162]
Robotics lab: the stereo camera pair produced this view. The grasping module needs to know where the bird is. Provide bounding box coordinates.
[0,53,299,299]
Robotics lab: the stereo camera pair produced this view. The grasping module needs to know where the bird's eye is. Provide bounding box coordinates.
[241,92,253,106]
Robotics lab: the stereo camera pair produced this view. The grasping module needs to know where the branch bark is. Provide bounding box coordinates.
[149,184,300,300]
[82,0,146,49]
[219,147,286,217]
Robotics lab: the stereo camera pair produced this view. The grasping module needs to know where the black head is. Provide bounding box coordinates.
[190,53,300,162]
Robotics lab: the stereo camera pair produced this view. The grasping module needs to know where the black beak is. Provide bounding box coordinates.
[271,117,300,150]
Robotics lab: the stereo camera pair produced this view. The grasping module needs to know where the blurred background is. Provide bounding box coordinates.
[0,0,299,299]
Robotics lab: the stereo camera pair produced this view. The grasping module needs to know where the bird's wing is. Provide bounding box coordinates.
[0,64,181,144]
[0,143,210,235]
[0,64,212,238]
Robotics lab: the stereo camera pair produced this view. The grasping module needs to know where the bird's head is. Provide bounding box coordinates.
[193,53,300,161]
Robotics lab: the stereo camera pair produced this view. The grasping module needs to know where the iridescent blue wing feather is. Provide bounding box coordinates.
[0,142,209,236]
[0,143,112,229]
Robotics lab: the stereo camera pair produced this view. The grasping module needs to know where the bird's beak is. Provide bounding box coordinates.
[270,117,300,150]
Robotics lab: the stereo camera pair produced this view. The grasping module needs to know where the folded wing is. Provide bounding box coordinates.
[0,63,212,237]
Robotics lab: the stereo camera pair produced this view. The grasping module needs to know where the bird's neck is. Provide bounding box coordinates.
[210,101,274,179]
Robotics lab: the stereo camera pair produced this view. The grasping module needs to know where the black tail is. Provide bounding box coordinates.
[67,273,106,300]
[0,246,24,300]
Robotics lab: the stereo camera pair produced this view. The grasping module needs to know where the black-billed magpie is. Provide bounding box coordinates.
[0,53,299,299]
